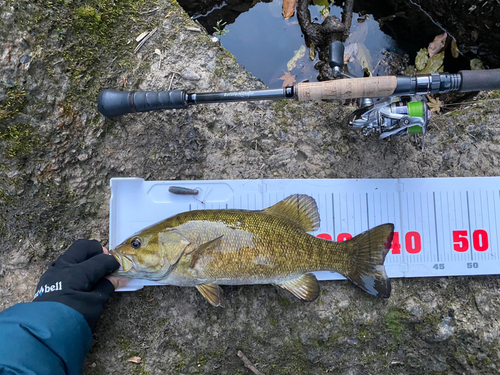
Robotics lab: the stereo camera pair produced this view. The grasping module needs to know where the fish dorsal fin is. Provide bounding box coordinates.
[196,284,225,307]
[158,229,191,267]
[263,194,320,232]
[188,235,224,268]
[278,273,320,302]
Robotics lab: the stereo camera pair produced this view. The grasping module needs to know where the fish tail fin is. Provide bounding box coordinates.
[344,224,394,298]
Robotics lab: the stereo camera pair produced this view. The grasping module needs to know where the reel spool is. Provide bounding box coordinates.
[346,97,430,139]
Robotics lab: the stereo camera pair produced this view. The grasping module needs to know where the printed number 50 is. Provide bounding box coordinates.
[453,230,489,252]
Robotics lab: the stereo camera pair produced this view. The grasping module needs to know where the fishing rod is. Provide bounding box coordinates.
[98,42,500,141]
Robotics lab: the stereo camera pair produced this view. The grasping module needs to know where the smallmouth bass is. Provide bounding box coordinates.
[111,194,394,306]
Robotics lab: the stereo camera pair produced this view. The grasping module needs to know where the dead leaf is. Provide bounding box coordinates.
[404,65,416,76]
[426,94,444,114]
[419,51,444,74]
[451,39,459,58]
[309,43,315,61]
[428,32,447,57]
[280,71,297,87]
[135,32,149,42]
[415,48,429,71]
[319,5,329,17]
[282,0,297,19]
[127,356,142,364]
[287,45,306,71]
[312,0,329,6]
[470,58,484,70]
[185,26,201,32]
[356,43,373,76]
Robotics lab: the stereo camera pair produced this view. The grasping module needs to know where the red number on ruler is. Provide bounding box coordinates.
[473,229,489,251]
[391,232,401,254]
[453,230,469,252]
[405,231,422,254]
[317,233,332,241]
[337,233,353,242]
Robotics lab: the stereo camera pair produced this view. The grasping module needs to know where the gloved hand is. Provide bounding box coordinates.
[33,239,120,332]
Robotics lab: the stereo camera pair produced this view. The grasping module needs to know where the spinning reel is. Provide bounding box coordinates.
[328,41,430,142]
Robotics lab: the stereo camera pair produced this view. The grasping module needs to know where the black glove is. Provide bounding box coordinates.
[33,239,120,332]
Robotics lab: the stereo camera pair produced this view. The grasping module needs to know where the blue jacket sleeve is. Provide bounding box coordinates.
[0,302,93,375]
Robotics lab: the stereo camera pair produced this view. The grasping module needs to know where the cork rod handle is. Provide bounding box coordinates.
[296,76,398,101]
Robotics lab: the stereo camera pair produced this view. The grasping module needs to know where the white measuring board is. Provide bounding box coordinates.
[109,177,500,291]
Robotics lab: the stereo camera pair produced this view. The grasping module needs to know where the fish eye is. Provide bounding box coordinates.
[131,238,142,249]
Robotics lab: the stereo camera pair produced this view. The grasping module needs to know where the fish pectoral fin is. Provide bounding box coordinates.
[277,273,320,302]
[263,194,320,232]
[187,235,224,268]
[196,283,225,307]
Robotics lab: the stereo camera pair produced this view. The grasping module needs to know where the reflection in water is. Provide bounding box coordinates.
[218,2,404,88]
[178,0,467,88]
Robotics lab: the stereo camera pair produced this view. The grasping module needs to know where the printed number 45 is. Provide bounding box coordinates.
[433,263,444,270]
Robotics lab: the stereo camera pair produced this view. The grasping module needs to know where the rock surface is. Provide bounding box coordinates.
[1,0,500,374]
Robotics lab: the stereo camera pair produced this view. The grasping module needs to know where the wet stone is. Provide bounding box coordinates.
[180,69,200,81]
[20,55,31,64]
[435,317,455,341]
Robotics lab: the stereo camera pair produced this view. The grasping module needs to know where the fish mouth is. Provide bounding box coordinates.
[109,249,134,273]
[109,249,123,271]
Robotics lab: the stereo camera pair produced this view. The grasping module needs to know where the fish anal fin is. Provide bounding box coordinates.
[188,235,223,268]
[196,283,225,307]
[345,223,394,298]
[278,273,320,302]
[263,194,320,232]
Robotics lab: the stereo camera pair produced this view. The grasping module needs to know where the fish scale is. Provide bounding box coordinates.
[172,210,349,283]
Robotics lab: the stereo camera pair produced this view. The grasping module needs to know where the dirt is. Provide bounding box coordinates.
[1,0,500,374]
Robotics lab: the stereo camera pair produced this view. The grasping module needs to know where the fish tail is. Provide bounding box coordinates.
[343,224,394,298]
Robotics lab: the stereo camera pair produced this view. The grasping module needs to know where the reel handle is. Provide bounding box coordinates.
[97,89,188,118]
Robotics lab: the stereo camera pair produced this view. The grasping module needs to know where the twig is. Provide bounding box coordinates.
[135,27,158,53]
[372,59,381,75]
[140,7,159,14]
[168,72,180,90]
[106,56,117,68]
[237,351,264,375]
[224,123,243,134]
